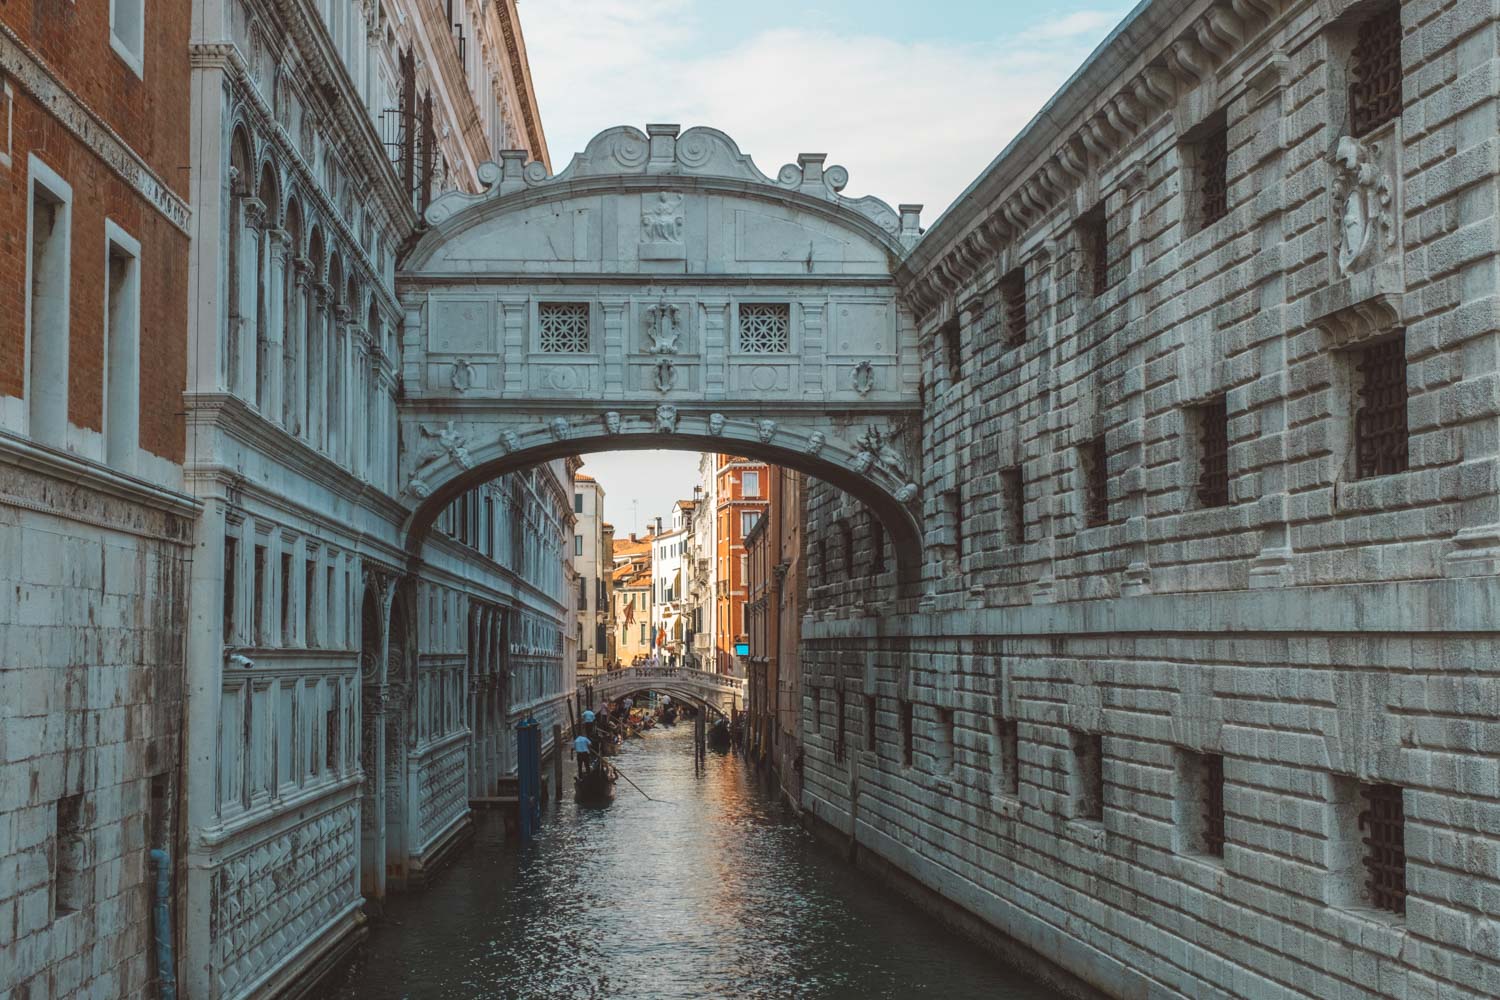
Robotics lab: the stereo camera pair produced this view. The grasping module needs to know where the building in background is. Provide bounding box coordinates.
[0,5,195,996]
[684,466,717,669]
[744,468,805,801]
[612,531,654,664]
[572,473,610,679]
[600,521,617,667]
[650,508,689,663]
[714,456,769,673]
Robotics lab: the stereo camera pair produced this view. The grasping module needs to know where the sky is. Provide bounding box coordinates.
[526,0,1137,531]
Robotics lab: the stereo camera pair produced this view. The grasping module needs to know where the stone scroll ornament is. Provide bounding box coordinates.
[1331,134,1394,276]
[852,360,875,396]
[450,358,475,392]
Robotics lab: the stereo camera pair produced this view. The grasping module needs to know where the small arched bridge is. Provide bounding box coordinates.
[587,666,746,719]
[394,124,927,585]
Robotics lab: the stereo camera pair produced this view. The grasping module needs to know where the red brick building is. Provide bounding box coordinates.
[0,5,194,998]
[714,454,769,673]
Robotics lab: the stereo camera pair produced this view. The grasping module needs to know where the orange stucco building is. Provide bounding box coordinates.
[713,454,769,673]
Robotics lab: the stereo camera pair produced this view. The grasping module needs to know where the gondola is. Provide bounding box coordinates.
[660,705,677,727]
[574,758,616,806]
[706,718,732,752]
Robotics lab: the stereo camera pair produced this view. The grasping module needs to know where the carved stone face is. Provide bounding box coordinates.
[708,413,726,436]
[604,411,622,434]
[757,419,776,444]
[655,404,678,434]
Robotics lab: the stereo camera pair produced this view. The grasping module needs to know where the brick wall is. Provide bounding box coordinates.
[802,1,1500,998]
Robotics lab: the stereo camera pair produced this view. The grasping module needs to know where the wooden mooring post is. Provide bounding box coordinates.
[552,723,564,807]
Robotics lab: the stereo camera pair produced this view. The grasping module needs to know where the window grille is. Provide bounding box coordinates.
[944,319,962,381]
[1001,467,1024,544]
[1081,205,1110,297]
[1202,753,1226,857]
[1084,436,1109,527]
[1359,783,1406,914]
[1355,337,1408,478]
[1350,7,1403,137]
[538,303,590,353]
[1001,268,1026,346]
[1073,731,1104,821]
[738,303,790,353]
[1199,125,1229,227]
[1196,398,1230,507]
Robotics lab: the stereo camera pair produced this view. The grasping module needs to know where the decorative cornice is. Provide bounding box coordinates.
[0,24,191,234]
[493,0,549,170]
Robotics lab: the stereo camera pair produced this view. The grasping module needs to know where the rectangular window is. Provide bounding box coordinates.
[223,537,238,642]
[1,75,13,170]
[942,317,961,383]
[1354,335,1408,479]
[574,492,583,513]
[1349,4,1403,137]
[1188,110,1230,232]
[834,689,846,763]
[1001,466,1024,544]
[994,717,1020,795]
[1359,782,1407,914]
[944,489,963,558]
[26,157,72,447]
[54,793,85,916]
[104,224,141,470]
[935,708,955,775]
[253,545,267,644]
[1176,749,1226,857]
[326,567,336,646]
[741,511,759,535]
[109,0,146,76]
[870,516,886,574]
[737,303,791,353]
[1072,731,1104,822]
[1193,398,1230,507]
[865,695,877,752]
[742,471,760,497]
[899,698,914,767]
[577,577,587,611]
[1081,436,1109,527]
[279,553,293,645]
[574,534,583,557]
[537,302,590,353]
[1000,267,1026,347]
[304,559,317,646]
[1079,203,1109,298]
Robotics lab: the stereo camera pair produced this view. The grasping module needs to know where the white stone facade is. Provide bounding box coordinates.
[800,1,1500,998]
[572,476,610,679]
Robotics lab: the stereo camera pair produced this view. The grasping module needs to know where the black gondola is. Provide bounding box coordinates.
[574,757,616,805]
[706,718,732,751]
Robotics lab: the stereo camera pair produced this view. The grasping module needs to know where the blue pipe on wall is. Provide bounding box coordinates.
[150,848,177,1000]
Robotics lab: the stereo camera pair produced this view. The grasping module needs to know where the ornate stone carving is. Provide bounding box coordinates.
[756,418,777,444]
[409,420,472,495]
[548,417,571,441]
[226,653,255,669]
[708,413,727,436]
[856,423,905,472]
[852,361,875,396]
[804,432,826,456]
[641,192,685,243]
[603,411,622,434]
[655,404,678,434]
[653,359,677,393]
[895,483,919,503]
[1331,134,1395,276]
[499,430,521,454]
[645,297,681,354]
[450,358,475,392]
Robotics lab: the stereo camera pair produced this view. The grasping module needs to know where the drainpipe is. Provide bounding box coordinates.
[150,848,177,1000]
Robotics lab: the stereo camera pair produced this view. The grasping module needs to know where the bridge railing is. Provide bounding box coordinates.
[586,665,746,697]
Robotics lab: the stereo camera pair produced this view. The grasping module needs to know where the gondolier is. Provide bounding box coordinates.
[573,732,593,775]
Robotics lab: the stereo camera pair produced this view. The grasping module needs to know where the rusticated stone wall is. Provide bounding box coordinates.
[802,1,1500,998]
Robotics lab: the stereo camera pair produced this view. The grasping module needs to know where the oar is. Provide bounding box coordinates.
[609,763,676,805]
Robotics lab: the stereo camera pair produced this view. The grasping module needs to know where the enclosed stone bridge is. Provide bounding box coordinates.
[394,124,926,582]
[587,665,746,719]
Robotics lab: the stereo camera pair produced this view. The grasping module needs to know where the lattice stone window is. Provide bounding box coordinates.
[1354,335,1408,479]
[1359,782,1407,915]
[1350,3,1403,138]
[738,303,790,354]
[537,302,590,353]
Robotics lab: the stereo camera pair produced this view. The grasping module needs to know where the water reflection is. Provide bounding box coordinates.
[330,725,1061,999]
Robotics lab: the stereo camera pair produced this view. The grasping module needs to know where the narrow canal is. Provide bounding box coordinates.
[329,723,1064,1000]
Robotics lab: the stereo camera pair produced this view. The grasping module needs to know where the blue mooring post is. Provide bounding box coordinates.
[149,848,176,1000]
[516,716,542,841]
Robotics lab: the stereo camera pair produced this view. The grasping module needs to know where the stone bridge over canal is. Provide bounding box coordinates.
[393,124,927,583]
[586,665,746,719]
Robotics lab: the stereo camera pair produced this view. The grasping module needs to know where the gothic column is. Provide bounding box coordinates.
[264,229,289,425]
[290,257,311,439]
[313,281,332,451]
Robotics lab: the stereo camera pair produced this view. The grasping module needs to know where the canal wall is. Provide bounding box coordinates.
[802,0,1500,998]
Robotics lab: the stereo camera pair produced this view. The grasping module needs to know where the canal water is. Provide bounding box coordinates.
[329,723,1063,1000]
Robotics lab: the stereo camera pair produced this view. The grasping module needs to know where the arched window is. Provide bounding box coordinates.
[282,199,304,432]
[226,129,253,393]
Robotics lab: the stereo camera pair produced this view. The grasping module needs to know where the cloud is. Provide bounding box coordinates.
[521,3,1133,219]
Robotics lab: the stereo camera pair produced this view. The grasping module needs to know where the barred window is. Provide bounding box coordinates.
[1072,731,1104,821]
[1001,466,1024,544]
[738,303,790,353]
[1354,336,1408,479]
[1082,436,1109,527]
[1000,267,1026,346]
[1080,204,1110,297]
[1195,398,1230,508]
[870,515,886,575]
[1202,753,1226,857]
[1359,783,1406,915]
[1350,5,1403,138]
[899,698,914,766]
[537,302,590,353]
[1198,121,1229,228]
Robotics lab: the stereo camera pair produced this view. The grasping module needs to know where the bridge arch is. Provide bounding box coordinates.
[394,124,928,585]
